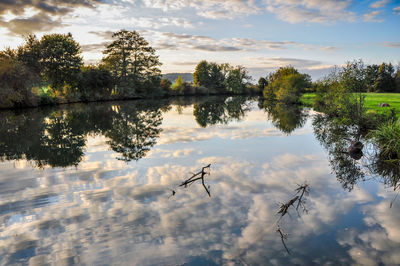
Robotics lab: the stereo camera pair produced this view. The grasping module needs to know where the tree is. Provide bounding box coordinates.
[193,60,225,93]
[395,69,400,92]
[0,48,39,108]
[17,34,42,76]
[263,66,311,103]
[339,60,366,92]
[224,65,251,94]
[193,60,211,87]
[160,78,172,92]
[374,62,396,92]
[258,77,268,90]
[102,30,161,94]
[78,65,114,100]
[39,33,83,91]
[365,64,379,92]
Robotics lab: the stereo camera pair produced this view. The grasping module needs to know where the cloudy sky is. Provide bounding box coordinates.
[0,0,399,79]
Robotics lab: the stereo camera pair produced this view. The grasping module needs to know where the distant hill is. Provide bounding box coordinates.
[163,73,193,83]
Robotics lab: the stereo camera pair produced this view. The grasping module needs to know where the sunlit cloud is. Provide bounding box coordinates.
[394,6,400,15]
[141,0,261,19]
[363,11,384,22]
[264,0,355,24]
[370,0,391,9]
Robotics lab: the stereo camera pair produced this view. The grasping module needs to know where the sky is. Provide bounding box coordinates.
[0,0,399,80]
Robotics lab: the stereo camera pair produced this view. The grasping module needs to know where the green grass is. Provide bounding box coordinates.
[299,93,316,107]
[301,93,400,114]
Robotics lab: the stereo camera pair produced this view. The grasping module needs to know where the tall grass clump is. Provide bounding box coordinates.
[369,118,400,161]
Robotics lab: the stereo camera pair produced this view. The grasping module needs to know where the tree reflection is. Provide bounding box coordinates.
[0,101,167,167]
[193,96,250,127]
[106,103,163,162]
[313,114,366,191]
[313,114,400,192]
[37,110,86,167]
[261,100,308,134]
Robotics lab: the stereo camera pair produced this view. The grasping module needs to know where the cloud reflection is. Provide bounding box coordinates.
[0,99,398,265]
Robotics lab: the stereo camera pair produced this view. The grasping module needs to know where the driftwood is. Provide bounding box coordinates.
[175,164,211,197]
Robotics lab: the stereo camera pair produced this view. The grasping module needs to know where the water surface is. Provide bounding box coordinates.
[0,97,399,265]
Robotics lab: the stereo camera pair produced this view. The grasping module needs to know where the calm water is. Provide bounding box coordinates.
[0,96,398,265]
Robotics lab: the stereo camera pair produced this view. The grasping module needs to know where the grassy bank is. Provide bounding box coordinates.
[301,93,400,114]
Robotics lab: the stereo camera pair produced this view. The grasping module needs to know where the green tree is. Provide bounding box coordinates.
[224,65,251,94]
[365,64,379,92]
[193,60,211,87]
[78,65,114,100]
[374,62,396,92]
[39,33,83,91]
[102,30,161,94]
[339,60,366,92]
[395,69,400,92]
[258,77,268,90]
[17,34,42,76]
[0,48,39,108]
[193,60,225,93]
[263,66,311,103]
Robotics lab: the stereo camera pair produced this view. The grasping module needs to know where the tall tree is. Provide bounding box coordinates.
[365,64,379,92]
[374,62,396,92]
[102,30,161,93]
[39,33,83,91]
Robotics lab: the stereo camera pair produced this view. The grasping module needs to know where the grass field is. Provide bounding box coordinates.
[300,93,400,114]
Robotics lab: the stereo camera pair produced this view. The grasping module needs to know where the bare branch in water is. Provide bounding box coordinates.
[169,164,211,197]
[278,196,299,218]
[276,183,310,254]
[295,184,310,213]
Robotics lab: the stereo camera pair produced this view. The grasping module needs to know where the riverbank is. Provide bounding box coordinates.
[300,93,400,114]
[0,91,261,111]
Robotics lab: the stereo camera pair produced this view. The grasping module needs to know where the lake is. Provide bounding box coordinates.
[0,96,398,265]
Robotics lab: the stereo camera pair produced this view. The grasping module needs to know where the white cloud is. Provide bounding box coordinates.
[264,0,355,24]
[394,6,400,15]
[363,11,383,22]
[141,0,261,19]
[370,0,391,9]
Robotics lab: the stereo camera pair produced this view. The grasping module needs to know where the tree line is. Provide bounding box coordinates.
[0,31,260,109]
[1,29,399,110]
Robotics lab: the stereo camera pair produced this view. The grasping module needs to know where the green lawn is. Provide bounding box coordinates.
[300,93,400,114]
